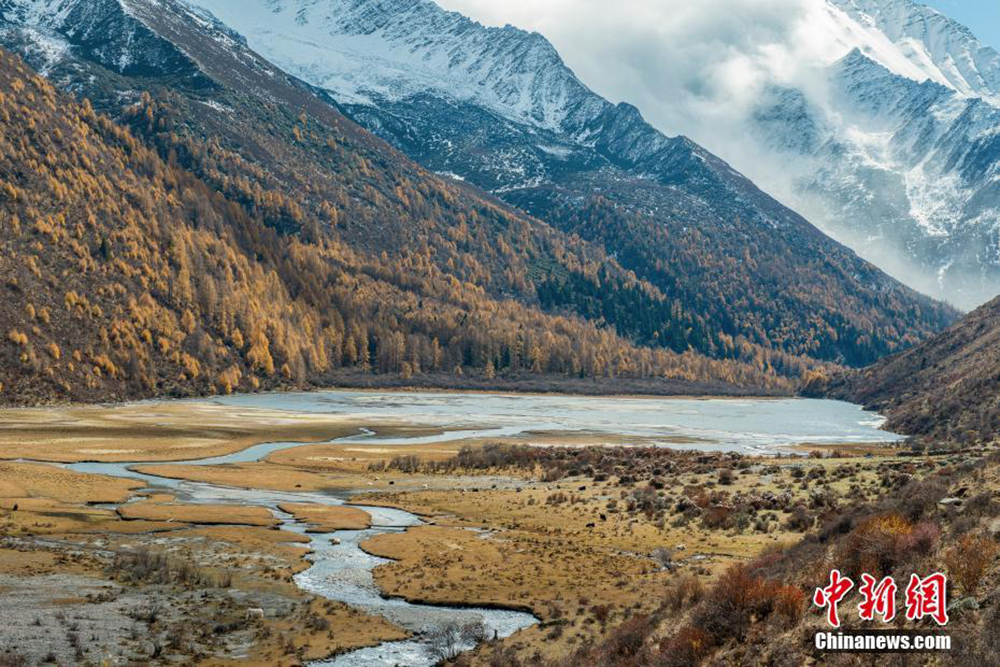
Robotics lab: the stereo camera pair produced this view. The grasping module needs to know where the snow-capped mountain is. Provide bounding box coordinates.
[827,0,1000,102]
[0,0,959,368]
[183,0,668,192]
[171,0,958,367]
[741,0,1000,308]
[174,0,1000,309]
[187,0,607,134]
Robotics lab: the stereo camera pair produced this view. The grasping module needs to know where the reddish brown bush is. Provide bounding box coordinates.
[895,521,940,562]
[591,604,612,625]
[785,506,814,532]
[692,565,802,642]
[701,506,733,530]
[658,625,714,667]
[598,614,656,664]
[945,533,997,596]
[836,513,913,578]
[773,584,806,625]
[665,575,704,612]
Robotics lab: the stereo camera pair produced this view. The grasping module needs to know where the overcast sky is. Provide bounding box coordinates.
[435,0,1000,157]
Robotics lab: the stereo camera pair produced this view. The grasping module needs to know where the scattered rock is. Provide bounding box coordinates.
[947,597,979,615]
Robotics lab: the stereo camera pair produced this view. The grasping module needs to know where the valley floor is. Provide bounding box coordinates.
[0,398,994,666]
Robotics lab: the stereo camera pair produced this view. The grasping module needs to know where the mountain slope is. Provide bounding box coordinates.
[829,294,1000,442]
[723,0,1000,309]
[0,0,873,384]
[828,0,1000,101]
[179,0,957,369]
[0,34,794,406]
[753,46,1000,308]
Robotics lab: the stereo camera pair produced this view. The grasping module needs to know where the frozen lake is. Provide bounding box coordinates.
[210,390,903,454]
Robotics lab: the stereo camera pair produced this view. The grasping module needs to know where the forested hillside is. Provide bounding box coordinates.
[185,0,961,368]
[516,180,952,369]
[0,48,800,405]
[828,294,1000,442]
[0,0,957,402]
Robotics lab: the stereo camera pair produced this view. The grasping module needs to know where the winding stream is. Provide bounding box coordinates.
[68,435,537,666]
[63,391,902,664]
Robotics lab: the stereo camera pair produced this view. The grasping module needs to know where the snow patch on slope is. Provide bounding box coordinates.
[183,0,606,133]
[826,0,1000,103]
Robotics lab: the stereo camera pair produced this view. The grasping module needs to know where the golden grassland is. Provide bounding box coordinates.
[0,496,180,538]
[117,496,279,527]
[0,400,430,664]
[346,448,926,662]
[276,503,371,532]
[0,398,926,665]
[0,460,143,503]
[228,598,407,667]
[0,474,406,665]
[351,482,784,661]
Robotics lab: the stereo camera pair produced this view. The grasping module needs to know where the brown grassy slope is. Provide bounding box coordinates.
[828,295,1000,441]
[0,48,790,406]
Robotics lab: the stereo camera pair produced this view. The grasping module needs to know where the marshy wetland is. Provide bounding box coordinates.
[0,390,912,665]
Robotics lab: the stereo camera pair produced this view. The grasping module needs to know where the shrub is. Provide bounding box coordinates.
[658,625,714,667]
[387,455,421,473]
[785,506,813,532]
[425,622,462,663]
[945,534,997,596]
[701,506,732,530]
[836,514,913,578]
[7,329,28,346]
[965,493,997,517]
[896,480,948,522]
[108,549,227,589]
[652,547,674,569]
[591,604,612,625]
[460,621,490,645]
[599,615,655,663]
[668,575,704,611]
[773,584,806,625]
[895,521,940,562]
[692,565,801,642]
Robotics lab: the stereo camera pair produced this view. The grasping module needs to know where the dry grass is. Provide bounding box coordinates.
[277,503,371,532]
[117,498,279,527]
[225,598,408,667]
[131,463,335,493]
[361,523,669,661]
[0,461,142,504]
[0,497,181,538]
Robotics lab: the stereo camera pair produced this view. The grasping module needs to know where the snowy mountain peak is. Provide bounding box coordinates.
[187,0,606,133]
[826,0,1000,102]
[0,0,208,79]
[742,3,1000,307]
